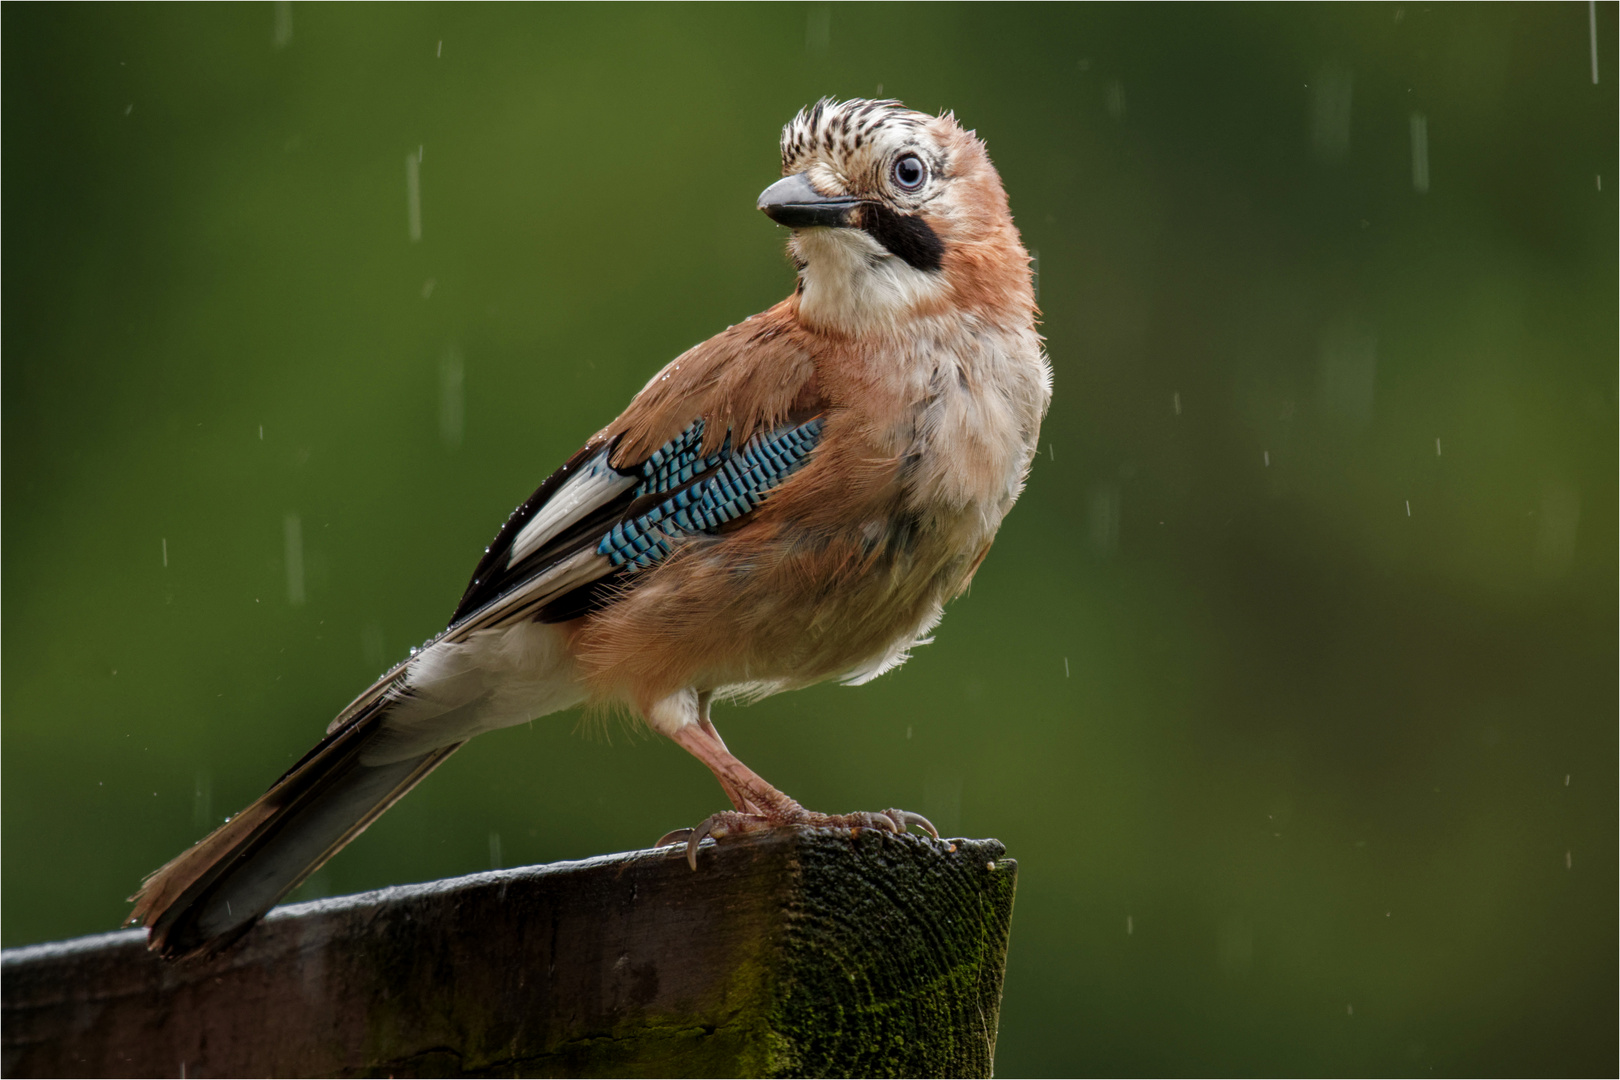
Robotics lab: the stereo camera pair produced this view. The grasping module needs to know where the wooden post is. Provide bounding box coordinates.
[2,831,1016,1078]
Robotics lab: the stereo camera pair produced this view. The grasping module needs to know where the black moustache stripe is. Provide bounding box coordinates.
[860,203,944,273]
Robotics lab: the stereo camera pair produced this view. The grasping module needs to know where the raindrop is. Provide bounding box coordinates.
[1409,112,1429,193]
[805,4,830,53]
[1590,0,1600,84]
[1311,62,1353,162]
[362,622,386,672]
[1532,480,1582,579]
[406,153,423,243]
[1106,81,1126,121]
[489,831,504,870]
[1317,317,1378,426]
[1088,484,1120,554]
[924,772,963,836]
[440,346,465,449]
[272,0,292,49]
[161,538,168,568]
[284,513,306,607]
[1173,391,1181,416]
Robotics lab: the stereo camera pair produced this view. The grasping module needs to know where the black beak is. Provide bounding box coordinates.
[757,172,860,229]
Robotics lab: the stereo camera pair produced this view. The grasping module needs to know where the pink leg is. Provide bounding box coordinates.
[694,692,764,816]
[655,711,939,869]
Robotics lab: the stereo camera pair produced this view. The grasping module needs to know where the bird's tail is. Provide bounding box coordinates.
[127,697,461,960]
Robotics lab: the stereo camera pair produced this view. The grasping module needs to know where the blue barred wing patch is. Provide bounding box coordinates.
[599,417,825,571]
[634,419,725,499]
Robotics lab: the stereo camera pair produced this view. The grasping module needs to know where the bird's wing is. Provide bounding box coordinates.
[450,305,821,632]
[451,412,827,630]
[446,433,634,628]
[319,308,819,741]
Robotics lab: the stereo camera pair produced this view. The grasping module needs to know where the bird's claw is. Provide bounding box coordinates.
[881,808,940,839]
[655,805,942,869]
[654,826,695,849]
[665,811,756,870]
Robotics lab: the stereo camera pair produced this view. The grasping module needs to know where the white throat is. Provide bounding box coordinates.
[793,228,948,336]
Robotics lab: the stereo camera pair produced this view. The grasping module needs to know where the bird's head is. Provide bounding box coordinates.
[760,98,1033,337]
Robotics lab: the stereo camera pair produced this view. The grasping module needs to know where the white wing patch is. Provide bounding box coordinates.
[507,451,635,569]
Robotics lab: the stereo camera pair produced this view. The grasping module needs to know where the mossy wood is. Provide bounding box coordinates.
[2,831,1016,1078]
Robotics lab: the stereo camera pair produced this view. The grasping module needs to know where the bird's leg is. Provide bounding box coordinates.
[655,709,939,869]
[694,691,764,816]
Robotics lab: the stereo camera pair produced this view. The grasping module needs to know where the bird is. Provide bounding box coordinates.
[128,98,1051,960]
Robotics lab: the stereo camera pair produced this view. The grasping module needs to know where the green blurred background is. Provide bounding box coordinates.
[4,4,1615,1075]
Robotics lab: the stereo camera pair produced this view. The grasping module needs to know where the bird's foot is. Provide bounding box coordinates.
[657,806,940,870]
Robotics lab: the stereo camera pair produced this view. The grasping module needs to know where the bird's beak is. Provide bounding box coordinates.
[757,172,860,229]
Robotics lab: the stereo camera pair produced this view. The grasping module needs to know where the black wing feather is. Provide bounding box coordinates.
[449,416,823,630]
[450,435,633,625]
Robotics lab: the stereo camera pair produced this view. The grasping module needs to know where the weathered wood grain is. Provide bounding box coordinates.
[2,830,1016,1078]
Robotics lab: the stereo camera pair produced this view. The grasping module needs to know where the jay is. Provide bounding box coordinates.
[130,99,1051,959]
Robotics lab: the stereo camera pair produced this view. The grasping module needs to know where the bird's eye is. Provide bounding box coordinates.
[892,153,927,191]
